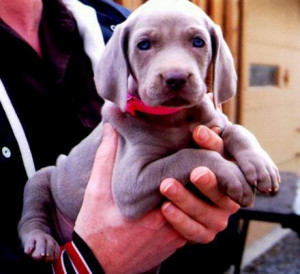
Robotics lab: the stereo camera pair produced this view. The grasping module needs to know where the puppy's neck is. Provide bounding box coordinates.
[126,94,183,116]
[132,108,195,129]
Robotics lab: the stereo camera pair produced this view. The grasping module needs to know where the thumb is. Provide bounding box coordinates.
[193,125,224,155]
[85,123,118,201]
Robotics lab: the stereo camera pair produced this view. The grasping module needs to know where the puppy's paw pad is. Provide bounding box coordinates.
[23,232,59,262]
[236,151,280,196]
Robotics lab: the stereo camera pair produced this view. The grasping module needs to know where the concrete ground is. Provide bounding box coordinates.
[239,172,300,273]
[241,228,300,274]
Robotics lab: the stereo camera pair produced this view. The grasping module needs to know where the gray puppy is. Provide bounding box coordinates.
[18,0,280,261]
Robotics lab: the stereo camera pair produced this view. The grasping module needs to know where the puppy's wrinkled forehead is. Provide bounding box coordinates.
[129,0,208,20]
[132,11,208,37]
[125,0,213,45]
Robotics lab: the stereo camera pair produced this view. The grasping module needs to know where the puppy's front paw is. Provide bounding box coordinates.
[23,230,60,262]
[236,149,280,195]
[215,160,255,207]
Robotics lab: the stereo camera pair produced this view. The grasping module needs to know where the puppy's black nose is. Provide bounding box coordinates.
[164,72,187,90]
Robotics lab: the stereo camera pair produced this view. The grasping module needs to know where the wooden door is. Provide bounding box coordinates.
[240,0,300,175]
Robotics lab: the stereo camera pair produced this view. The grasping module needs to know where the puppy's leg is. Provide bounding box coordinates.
[113,148,253,219]
[18,167,60,262]
[222,124,280,194]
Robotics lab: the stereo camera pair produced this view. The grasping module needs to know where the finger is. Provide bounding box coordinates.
[193,125,224,155]
[138,209,168,231]
[190,167,240,213]
[160,178,210,221]
[210,126,222,135]
[160,178,230,232]
[86,123,118,200]
[161,201,216,243]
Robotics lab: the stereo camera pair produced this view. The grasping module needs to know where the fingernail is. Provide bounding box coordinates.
[211,126,222,135]
[161,179,177,196]
[162,202,175,215]
[190,167,210,184]
[197,126,209,141]
[103,123,114,137]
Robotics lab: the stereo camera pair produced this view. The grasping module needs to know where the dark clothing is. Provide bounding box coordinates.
[80,0,130,43]
[0,0,125,272]
[0,0,103,170]
[161,215,240,274]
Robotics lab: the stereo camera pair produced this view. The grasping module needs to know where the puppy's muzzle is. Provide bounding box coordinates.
[158,69,199,107]
[163,71,190,91]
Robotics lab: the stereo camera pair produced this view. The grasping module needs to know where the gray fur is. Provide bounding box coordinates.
[18,0,280,261]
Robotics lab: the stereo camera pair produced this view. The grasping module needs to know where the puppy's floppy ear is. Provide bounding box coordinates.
[94,22,130,112]
[210,25,237,107]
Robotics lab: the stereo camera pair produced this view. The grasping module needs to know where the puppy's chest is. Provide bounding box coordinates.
[153,126,193,150]
[103,102,220,154]
[129,121,195,155]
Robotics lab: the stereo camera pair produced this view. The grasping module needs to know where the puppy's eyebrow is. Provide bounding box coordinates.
[132,28,160,41]
[185,26,210,40]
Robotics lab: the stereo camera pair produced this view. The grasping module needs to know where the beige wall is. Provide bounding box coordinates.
[242,0,300,175]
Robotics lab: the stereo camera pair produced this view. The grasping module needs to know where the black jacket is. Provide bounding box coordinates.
[0,0,128,273]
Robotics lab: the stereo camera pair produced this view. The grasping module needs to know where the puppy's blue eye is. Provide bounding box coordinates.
[193,37,205,48]
[137,39,151,50]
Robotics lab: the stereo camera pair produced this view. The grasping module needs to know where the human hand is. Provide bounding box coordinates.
[159,125,240,243]
[74,123,186,273]
[193,124,225,154]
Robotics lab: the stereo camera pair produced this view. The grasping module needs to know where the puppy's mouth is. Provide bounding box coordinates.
[162,97,191,107]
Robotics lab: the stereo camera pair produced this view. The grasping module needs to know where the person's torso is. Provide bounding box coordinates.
[0,0,121,272]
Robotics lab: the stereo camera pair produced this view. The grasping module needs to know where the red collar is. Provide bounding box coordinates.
[126,94,183,116]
